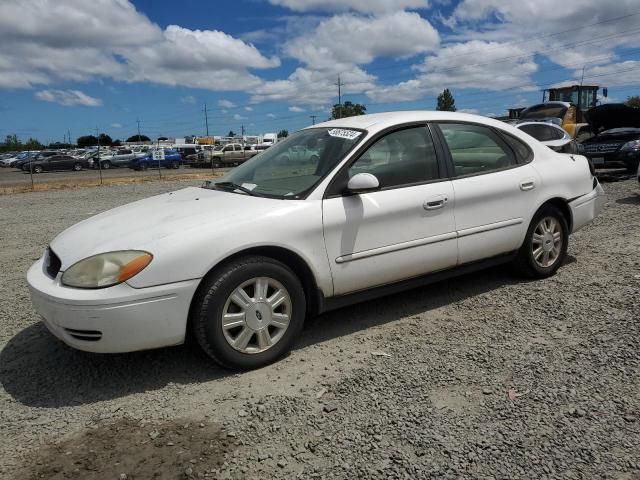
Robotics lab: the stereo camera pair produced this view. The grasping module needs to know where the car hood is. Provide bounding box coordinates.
[587,103,640,133]
[50,186,290,270]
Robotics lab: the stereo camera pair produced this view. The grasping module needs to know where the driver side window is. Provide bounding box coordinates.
[348,126,439,188]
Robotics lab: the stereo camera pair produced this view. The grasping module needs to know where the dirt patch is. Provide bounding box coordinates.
[0,172,219,195]
[16,418,232,480]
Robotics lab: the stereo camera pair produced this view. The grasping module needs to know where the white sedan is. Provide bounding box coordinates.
[27,112,606,369]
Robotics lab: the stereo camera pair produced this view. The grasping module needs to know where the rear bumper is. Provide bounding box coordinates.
[27,258,200,353]
[569,181,606,233]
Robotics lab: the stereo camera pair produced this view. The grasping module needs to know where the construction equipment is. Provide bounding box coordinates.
[518,84,606,141]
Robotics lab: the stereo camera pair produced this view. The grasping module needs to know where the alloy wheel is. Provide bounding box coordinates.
[532,216,563,268]
[221,277,292,354]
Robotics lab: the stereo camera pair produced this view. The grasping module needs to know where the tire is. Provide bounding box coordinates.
[73,163,82,171]
[140,163,148,171]
[33,165,43,174]
[171,161,180,169]
[513,204,569,278]
[192,256,306,370]
[102,160,111,170]
[212,157,221,168]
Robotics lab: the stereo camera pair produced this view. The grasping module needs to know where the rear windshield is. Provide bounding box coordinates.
[520,104,568,120]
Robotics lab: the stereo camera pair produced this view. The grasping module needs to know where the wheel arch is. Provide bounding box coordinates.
[533,197,573,233]
[187,246,323,337]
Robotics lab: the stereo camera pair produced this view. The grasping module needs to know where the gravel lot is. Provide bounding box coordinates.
[0,177,638,479]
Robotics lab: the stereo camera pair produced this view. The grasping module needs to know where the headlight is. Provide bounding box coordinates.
[620,140,640,152]
[62,251,152,289]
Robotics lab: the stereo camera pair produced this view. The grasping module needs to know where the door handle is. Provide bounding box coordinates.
[423,196,447,210]
[520,179,535,191]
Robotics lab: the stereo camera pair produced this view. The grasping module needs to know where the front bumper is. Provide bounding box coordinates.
[569,181,606,233]
[27,258,200,353]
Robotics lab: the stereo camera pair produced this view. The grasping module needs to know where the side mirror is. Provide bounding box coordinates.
[346,173,380,194]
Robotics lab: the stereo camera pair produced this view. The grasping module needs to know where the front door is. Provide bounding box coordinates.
[322,125,458,296]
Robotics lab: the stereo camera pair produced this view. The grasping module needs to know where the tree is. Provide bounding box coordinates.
[626,96,640,108]
[436,89,456,112]
[25,138,43,150]
[228,130,236,137]
[112,139,122,147]
[331,101,366,120]
[126,134,150,142]
[157,136,168,141]
[98,134,113,146]
[277,129,289,138]
[77,135,98,148]
[2,134,22,152]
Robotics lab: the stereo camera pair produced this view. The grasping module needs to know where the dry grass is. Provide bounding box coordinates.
[0,171,221,195]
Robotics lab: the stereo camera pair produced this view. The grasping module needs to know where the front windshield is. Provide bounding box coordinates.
[600,128,640,136]
[214,127,365,198]
[520,104,568,121]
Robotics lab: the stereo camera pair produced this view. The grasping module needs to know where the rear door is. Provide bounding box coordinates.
[435,122,539,264]
[322,125,458,295]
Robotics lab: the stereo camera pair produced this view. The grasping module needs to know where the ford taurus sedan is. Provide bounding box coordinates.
[27,112,605,370]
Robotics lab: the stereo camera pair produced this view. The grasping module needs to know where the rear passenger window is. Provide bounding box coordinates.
[501,133,532,163]
[438,123,517,176]
[349,127,439,188]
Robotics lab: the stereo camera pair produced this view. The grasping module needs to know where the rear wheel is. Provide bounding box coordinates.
[171,161,180,169]
[192,256,306,370]
[513,205,568,278]
[33,165,43,173]
[140,163,148,171]
[73,163,82,171]
[102,160,111,169]
[212,157,221,168]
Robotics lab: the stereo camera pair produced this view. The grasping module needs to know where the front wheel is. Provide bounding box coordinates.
[192,256,306,370]
[171,161,180,169]
[101,160,111,170]
[73,163,82,171]
[513,205,568,278]
[33,165,43,173]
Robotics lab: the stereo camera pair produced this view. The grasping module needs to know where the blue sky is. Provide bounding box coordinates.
[1,0,639,144]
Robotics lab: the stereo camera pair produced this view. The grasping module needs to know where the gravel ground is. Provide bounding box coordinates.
[0,177,638,479]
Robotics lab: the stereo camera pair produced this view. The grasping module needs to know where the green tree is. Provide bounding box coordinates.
[98,134,113,146]
[157,136,168,141]
[277,129,289,138]
[331,101,366,120]
[112,139,122,147]
[626,95,640,108]
[24,138,43,150]
[77,135,98,148]
[3,134,22,152]
[126,134,150,142]
[436,89,456,111]
[228,130,236,137]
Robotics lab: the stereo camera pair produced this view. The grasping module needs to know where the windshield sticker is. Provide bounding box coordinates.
[327,128,362,140]
[241,183,257,191]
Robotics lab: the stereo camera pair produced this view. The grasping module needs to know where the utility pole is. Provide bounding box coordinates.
[68,129,72,147]
[241,124,245,161]
[136,118,142,143]
[335,75,343,119]
[310,115,317,125]
[96,127,103,185]
[203,104,210,137]
[580,65,586,86]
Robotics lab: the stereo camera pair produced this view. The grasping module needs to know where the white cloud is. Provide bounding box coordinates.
[218,99,236,108]
[285,11,439,70]
[34,89,103,107]
[244,106,253,111]
[367,40,538,103]
[233,113,247,121]
[267,113,277,118]
[269,0,429,13]
[0,0,279,90]
[289,106,305,112]
[181,95,196,104]
[111,122,122,128]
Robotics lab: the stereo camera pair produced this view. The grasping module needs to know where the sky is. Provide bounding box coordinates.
[1,0,639,144]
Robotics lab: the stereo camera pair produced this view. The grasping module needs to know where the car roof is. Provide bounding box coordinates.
[310,110,516,134]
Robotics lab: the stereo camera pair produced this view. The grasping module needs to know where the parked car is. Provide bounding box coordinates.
[1,151,36,167]
[24,154,88,173]
[581,103,640,172]
[27,111,604,370]
[210,143,258,167]
[20,151,57,170]
[129,149,182,170]
[515,122,582,154]
[95,149,137,169]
